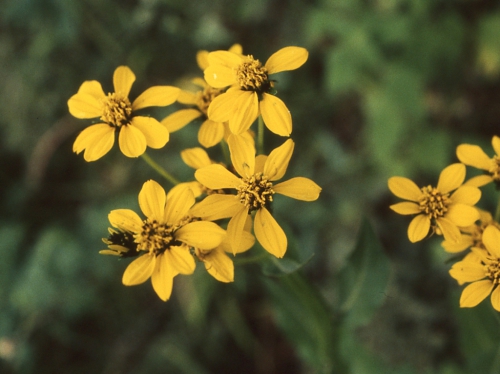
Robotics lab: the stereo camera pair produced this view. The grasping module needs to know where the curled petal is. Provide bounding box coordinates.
[437,163,465,194]
[122,254,155,286]
[265,46,308,74]
[130,116,169,149]
[273,177,321,201]
[161,109,202,133]
[389,202,421,215]
[118,124,147,157]
[388,177,421,201]
[260,93,292,136]
[113,66,135,97]
[460,280,493,308]
[254,207,287,258]
[407,214,430,243]
[132,86,180,110]
[176,221,226,249]
[139,180,166,221]
[108,209,143,233]
[73,124,115,162]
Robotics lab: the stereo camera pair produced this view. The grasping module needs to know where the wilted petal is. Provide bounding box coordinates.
[181,147,212,169]
[122,254,155,286]
[460,280,493,308]
[456,144,491,170]
[388,177,422,201]
[130,116,169,149]
[176,221,226,249]
[260,93,292,136]
[254,207,287,258]
[389,202,421,215]
[198,120,225,148]
[151,253,176,301]
[113,66,135,97]
[265,46,308,74]
[108,209,143,233]
[273,177,321,201]
[132,86,180,110]
[138,180,166,221]
[73,124,115,162]
[407,214,430,243]
[437,163,465,194]
[161,108,202,133]
[450,185,481,205]
[118,124,147,157]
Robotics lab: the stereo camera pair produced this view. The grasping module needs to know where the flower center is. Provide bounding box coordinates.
[136,219,177,255]
[101,93,132,127]
[102,228,139,257]
[236,56,272,92]
[237,172,274,212]
[418,185,450,219]
[196,86,223,116]
[485,259,500,285]
[489,156,500,181]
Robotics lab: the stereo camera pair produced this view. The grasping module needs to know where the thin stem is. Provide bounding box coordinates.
[140,152,180,185]
[495,197,500,223]
[220,139,231,166]
[257,115,264,155]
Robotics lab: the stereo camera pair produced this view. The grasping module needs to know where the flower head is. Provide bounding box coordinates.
[449,225,500,311]
[388,163,481,243]
[68,66,180,161]
[191,135,321,257]
[456,136,500,187]
[106,180,225,301]
[204,46,308,136]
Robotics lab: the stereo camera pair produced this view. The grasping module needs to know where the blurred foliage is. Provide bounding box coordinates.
[2,0,500,373]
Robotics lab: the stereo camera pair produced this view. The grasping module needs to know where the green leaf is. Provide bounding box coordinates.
[261,253,315,277]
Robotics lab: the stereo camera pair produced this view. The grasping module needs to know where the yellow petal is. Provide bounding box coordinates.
[207,50,243,68]
[68,91,103,119]
[167,181,203,199]
[113,66,135,97]
[265,46,308,74]
[229,44,243,55]
[227,207,250,255]
[73,124,115,162]
[195,164,242,189]
[464,175,493,187]
[490,286,500,312]
[198,120,225,148]
[202,247,234,283]
[181,147,212,169]
[456,144,491,170]
[132,86,180,110]
[164,185,194,225]
[450,185,481,205]
[161,109,202,133]
[437,163,465,194]
[77,80,106,99]
[260,93,292,136]
[130,116,169,149]
[441,235,473,253]
[207,91,234,122]
[151,253,176,301]
[228,134,255,177]
[449,261,486,283]
[492,136,500,156]
[482,225,500,258]
[189,194,242,220]
[460,280,493,308]
[445,204,479,227]
[196,50,209,70]
[437,217,462,243]
[138,180,166,221]
[108,209,143,232]
[389,202,421,215]
[122,254,155,286]
[176,221,226,249]
[229,91,259,134]
[220,224,255,254]
[273,177,322,201]
[204,65,236,88]
[408,214,430,243]
[254,207,287,258]
[255,155,267,174]
[166,246,196,274]
[118,124,147,157]
[264,139,294,180]
[388,177,422,201]
[178,89,198,105]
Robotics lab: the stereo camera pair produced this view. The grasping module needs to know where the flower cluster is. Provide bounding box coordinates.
[69,45,321,301]
[388,136,500,312]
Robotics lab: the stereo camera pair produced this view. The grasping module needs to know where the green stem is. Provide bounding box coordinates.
[220,139,231,166]
[233,252,269,265]
[257,115,264,155]
[495,197,500,223]
[140,152,180,185]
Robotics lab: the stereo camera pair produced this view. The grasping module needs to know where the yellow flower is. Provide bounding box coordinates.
[441,209,500,253]
[196,44,243,71]
[449,225,500,311]
[191,135,321,257]
[107,180,225,301]
[204,46,308,136]
[456,135,500,187]
[68,66,180,161]
[388,163,481,243]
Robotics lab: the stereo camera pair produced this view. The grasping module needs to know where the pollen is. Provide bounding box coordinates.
[418,185,450,219]
[236,56,271,92]
[489,156,500,181]
[196,86,223,116]
[237,172,274,211]
[101,92,132,127]
[486,259,500,285]
[137,218,175,255]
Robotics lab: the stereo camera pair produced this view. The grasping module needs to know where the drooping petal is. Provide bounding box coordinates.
[407,214,430,243]
[437,217,462,243]
[449,185,481,205]
[113,66,135,97]
[456,144,492,170]
[118,124,147,157]
[176,221,226,249]
[166,245,196,275]
[482,225,500,258]
[265,46,309,74]
[388,177,422,201]
[460,280,493,308]
[195,164,242,189]
[161,109,202,132]
[389,202,421,215]
[68,90,104,119]
[228,134,255,177]
[132,86,180,110]
[207,91,235,123]
[130,116,169,149]
[198,120,225,148]
[73,123,115,162]
[260,93,292,136]
[227,207,250,255]
[445,204,479,227]
[449,261,487,283]
[490,286,500,312]
[492,136,500,156]
[164,185,195,225]
[138,180,166,221]
[437,163,465,194]
[273,177,322,201]
[229,91,259,135]
[189,194,242,221]
[254,207,287,258]
[202,247,234,283]
[464,175,494,187]
[151,253,176,301]
[122,254,155,286]
[264,139,294,180]
[181,147,212,169]
[108,209,143,233]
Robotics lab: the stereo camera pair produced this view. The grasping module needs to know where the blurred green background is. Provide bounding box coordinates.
[2,0,500,373]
